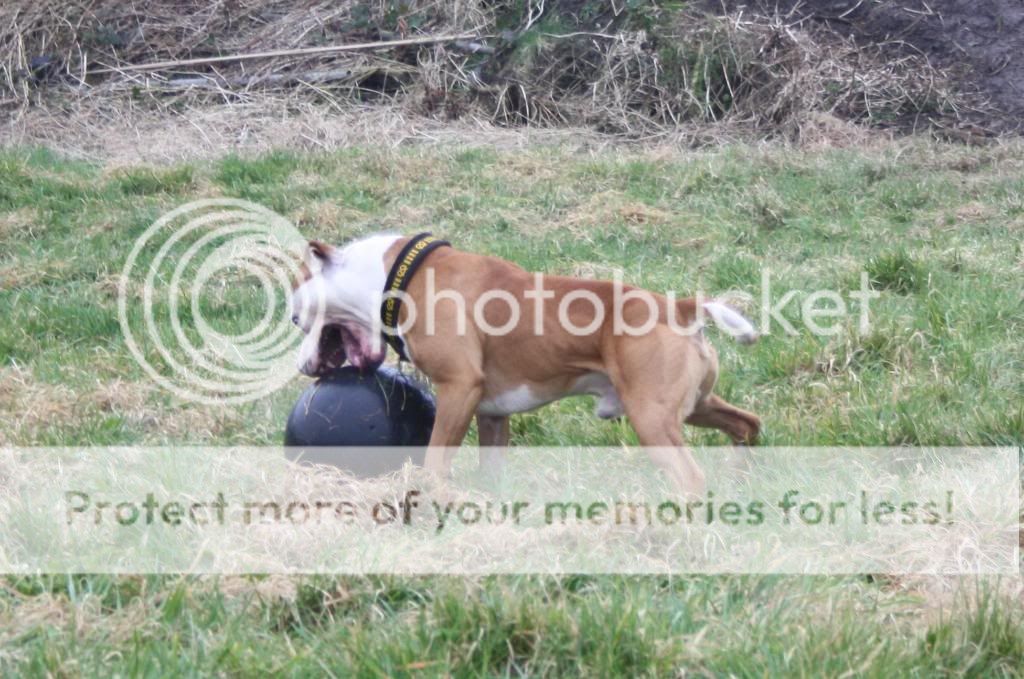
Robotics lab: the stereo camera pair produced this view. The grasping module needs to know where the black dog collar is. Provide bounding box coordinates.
[380,232,450,361]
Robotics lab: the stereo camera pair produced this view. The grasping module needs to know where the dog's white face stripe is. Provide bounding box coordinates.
[329,235,399,319]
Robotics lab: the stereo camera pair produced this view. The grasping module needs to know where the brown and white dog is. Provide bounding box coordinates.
[290,234,761,495]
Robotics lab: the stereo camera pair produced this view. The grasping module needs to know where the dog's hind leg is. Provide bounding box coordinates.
[615,381,705,497]
[607,331,707,496]
[623,398,705,497]
[685,394,760,444]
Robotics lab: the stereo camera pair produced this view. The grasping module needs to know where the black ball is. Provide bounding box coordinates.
[284,366,435,476]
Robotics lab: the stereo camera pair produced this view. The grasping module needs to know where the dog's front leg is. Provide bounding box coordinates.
[477,414,509,481]
[423,379,483,480]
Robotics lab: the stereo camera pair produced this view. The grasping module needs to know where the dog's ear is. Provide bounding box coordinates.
[306,240,336,271]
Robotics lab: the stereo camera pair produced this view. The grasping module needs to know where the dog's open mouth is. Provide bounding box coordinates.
[316,324,347,373]
[315,323,384,375]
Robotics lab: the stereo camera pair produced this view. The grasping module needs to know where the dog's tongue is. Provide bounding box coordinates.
[340,326,384,372]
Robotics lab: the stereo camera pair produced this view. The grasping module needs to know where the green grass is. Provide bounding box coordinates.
[1,139,1022,675]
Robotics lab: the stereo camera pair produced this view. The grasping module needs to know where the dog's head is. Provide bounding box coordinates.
[290,238,393,376]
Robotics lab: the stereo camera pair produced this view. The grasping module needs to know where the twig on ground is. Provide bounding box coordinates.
[87,34,488,75]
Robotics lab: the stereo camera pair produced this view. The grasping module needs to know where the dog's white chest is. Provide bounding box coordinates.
[477,385,548,416]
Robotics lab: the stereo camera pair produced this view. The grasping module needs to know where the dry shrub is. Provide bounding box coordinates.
[0,1,981,143]
[795,111,875,149]
[505,9,970,137]
[1,0,492,96]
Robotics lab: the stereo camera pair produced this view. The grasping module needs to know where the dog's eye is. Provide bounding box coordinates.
[291,315,300,326]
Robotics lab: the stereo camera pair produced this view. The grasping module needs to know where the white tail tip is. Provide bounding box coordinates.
[702,301,758,345]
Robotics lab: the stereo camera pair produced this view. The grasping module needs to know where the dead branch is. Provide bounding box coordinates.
[87,34,488,75]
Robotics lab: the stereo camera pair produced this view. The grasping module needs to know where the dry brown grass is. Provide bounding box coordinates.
[3,101,594,166]
[207,575,299,605]
[0,365,77,443]
[290,200,374,234]
[953,202,996,224]
[0,582,159,647]
[561,190,671,238]
[569,261,625,281]
[0,207,39,240]
[0,365,246,444]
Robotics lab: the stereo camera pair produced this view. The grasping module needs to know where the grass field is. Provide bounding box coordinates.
[0,137,1022,675]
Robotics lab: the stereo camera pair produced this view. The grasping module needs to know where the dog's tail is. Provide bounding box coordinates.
[701,301,758,345]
